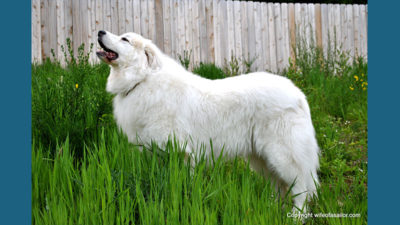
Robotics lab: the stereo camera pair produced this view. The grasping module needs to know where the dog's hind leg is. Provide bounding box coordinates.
[254,116,319,213]
[248,152,288,198]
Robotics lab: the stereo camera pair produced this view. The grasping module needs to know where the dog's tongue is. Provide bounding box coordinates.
[106,51,116,58]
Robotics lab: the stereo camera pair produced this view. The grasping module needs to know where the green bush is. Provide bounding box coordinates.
[193,62,226,80]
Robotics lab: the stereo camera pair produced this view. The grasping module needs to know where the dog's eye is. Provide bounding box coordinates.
[121,37,129,42]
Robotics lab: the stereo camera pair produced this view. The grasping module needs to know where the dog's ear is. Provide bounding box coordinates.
[132,39,144,50]
[144,45,161,70]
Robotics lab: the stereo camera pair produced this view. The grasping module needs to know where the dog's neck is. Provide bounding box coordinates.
[125,81,142,97]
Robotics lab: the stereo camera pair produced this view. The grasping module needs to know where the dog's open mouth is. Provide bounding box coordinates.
[96,39,119,62]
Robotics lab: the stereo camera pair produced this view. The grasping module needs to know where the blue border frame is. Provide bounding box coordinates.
[0,0,398,224]
[0,1,31,224]
[368,0,400,224]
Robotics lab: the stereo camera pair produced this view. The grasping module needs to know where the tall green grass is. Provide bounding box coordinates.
[33,130,300,224]
[32,40,367,224]
[32,41,114,157]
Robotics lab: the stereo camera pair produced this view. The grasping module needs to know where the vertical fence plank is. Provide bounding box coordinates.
[341,4,347,54]
[341,4,348,55]
[189,0,196,68]
[359,4,367,59]
[154,0,164,50]
[247,1,255,71]
[217,0,227,67]
[365,5,368,34]
[174,0,181,57]
[81,0,91,58]
[192,0,200,66]
[309,4,316,47]
[233,1,242,71]
[118,0,125,33]
[72,0,81,57]
[329,4,335,52]
[184,0,192,67]
[321,4,328,58]
[346,5,354,61]
[294,3,301,50]
[88,0,96,64]
[328,4,334,52]
[95,0,103,42]
[296,3,304,48]
[199,0,208,63]
[315,4,322,51]
[365,5,368,60]
[64,0,73,39]
[302,4,310,49]
[240,1,248,64]
[133,0,141,34]
[140,0,148,38]
[48,0,57,59]
[335,5,347,50]
[177,0,186,57]
[274,3,284,73]
[288,3,296,64]
[32,0,42,63]
[56,0,65,64]
[226,0,235,62]
[213,0,221,67]
[205,0,215,63]
[261,3,270,72]
[281,3,290,70]
[253,2,262,71]
[352,4,360,58]
[162,0,171,55]
[40,0,56,60]
[268,3,277,73]
[103,0,111,32]
[170,0,177,58]
[110,0,118,34]
[148,0,156,41]
[40,0,48,59]
[125,0,133,32]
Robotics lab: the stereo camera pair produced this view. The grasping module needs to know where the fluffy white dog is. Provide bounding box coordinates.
[96,30,320,211]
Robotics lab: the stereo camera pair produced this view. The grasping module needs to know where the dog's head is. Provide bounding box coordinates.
[96,30,162,94]
[96,30,161,70]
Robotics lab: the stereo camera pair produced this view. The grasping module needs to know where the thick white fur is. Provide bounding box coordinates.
[98,31,320,211]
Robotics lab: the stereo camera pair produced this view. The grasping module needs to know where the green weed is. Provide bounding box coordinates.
[193,63,226,80]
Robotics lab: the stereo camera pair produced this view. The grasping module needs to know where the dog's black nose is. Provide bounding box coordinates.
[98,30,106,37]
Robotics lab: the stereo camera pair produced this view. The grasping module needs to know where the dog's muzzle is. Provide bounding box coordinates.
[96,31,119,62]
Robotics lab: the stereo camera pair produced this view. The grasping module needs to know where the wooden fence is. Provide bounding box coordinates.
[32,0,368,73]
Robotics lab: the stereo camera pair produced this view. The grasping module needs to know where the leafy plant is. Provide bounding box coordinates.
[177,50,192,70]
[193,62,226,80]
[223,52,241,77]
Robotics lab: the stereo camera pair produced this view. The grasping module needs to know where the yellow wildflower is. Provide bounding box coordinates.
[362,82,368,87]
[360,79,363,82]
[363,87,367,91]
[354,75,359,81]
[75,83,79,89]
[349,86,354,91]
[361,73,365,77]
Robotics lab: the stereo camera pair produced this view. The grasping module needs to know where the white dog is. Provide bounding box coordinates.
[96,30,320,212]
